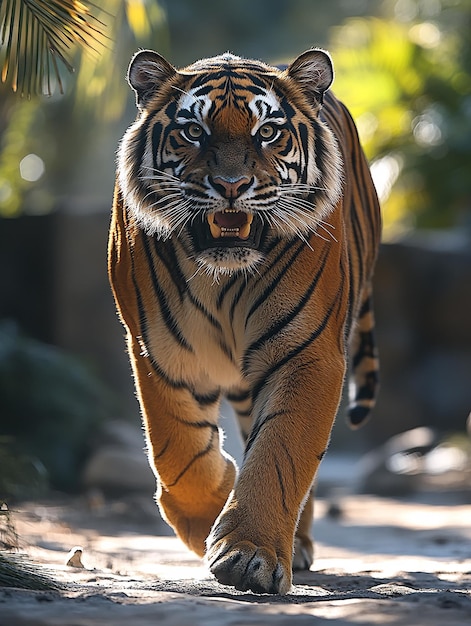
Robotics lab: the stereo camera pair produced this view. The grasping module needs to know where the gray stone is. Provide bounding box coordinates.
[81,420,155,494]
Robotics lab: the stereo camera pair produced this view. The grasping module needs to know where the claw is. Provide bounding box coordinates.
[207,541,292,595]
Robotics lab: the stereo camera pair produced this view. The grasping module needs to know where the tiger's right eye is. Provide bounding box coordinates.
[257,123,279,142]
[182,123,204,141]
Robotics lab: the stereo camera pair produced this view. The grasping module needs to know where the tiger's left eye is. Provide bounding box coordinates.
[183,123,204,141]
[258,123,278,142]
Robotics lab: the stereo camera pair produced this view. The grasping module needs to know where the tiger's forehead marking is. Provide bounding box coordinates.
[247,89,286,135]
[176,89,213,134]
[176,81,285,136]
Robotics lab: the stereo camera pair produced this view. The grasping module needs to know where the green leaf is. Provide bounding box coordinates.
[0,0,107,97]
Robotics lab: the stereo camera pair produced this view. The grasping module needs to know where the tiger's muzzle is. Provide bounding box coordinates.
[191,174,267,252]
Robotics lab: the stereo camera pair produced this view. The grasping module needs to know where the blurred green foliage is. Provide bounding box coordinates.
[0,0,169,216]
[0,321,114,493]
[332,2,471,236]
[0,437,48,501]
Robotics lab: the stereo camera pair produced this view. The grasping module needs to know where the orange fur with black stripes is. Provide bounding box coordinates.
[108,49,381,594]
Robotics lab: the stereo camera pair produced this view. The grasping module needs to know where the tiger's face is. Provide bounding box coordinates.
[118,50,343,276]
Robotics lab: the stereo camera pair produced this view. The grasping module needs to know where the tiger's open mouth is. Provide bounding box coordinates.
[192,210,265,251]
[208,210,253,240]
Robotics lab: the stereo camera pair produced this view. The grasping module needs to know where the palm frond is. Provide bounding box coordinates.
[0,0,108,97]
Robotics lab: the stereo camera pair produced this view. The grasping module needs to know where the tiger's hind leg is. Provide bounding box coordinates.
[348,282,380,428]
[293,490,314,570]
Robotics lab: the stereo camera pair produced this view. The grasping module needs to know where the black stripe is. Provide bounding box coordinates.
[187,288,224,334]
[352,330,376,370]
[151,121,163,169]
[245,238,304,326]
[173,417,220,431]
[245,410,287,457]
[167,428,217,487]
[229,279,249,328]
[275,462,289,514]
[250,288,343,405]
[216,273,243,310]
[243,244,330,369]
[358,291,372,317]
[217,337,237,366]
[155,438,170,459]
[348,405,371,427]
[354,371,379,400]
[279,134,293,157]
[351,205,365,292]
[127,231,198,393]
[156,237,225,335]
[219,236,284,318]
[280,439,297,483]
[192,389,221,406]
[345,239,356,341]
[142,234,193,352]
[149,238,235,369]
[226,389,251,403]
[297,122,309,184]
[153,239,188,300]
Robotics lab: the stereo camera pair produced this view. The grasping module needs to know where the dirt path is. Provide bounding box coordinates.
[1,492,470,625]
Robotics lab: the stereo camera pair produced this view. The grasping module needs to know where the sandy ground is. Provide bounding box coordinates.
[1,473,471,626]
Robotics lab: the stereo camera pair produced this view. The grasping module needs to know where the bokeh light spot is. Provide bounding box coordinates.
[19,154,45,182]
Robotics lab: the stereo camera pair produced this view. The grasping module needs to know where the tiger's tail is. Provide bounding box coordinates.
[348,282,379,428]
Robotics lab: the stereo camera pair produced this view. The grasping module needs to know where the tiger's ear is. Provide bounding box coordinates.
[287,49,334,104]
[128,50,176,108]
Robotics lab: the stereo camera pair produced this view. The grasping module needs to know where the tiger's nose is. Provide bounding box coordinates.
[209,176,252,199]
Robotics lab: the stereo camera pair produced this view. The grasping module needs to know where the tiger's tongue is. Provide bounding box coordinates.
[215,211,247,228]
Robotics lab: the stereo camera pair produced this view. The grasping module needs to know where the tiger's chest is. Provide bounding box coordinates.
[140,229,348,393]
[143,268,255,389]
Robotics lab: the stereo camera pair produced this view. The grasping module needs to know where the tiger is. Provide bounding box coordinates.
[108,48,381,595]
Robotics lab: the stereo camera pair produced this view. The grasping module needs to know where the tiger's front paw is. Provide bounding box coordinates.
[206,539,292,594]
[205,512,292,595]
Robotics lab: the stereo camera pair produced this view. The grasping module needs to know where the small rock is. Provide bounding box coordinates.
[325,501,344,520]
[66,547,85,568]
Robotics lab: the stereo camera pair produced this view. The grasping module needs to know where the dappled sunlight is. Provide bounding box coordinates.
[93,534,208,581]
[2,466,470,623]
